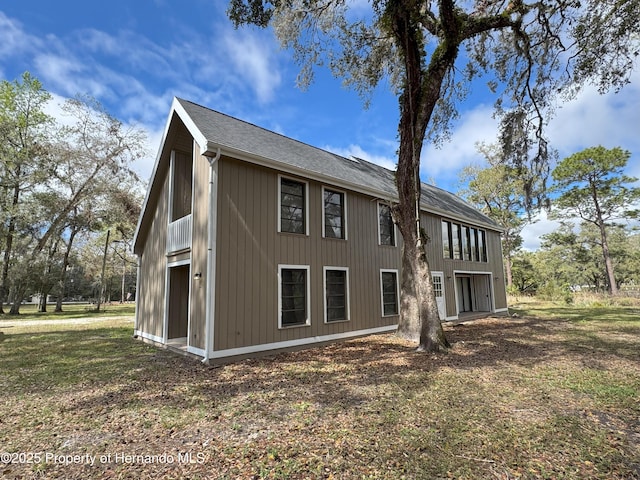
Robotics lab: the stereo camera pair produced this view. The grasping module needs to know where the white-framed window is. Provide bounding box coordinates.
[378,202,396,246]
[278,265,311,328]
[278,175,309,235]
[322,187,347,240]
[380,269,400,317]
[169,150,193,222]
[323,266,350,323]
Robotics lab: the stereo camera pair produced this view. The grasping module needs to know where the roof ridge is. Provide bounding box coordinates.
[176,97,379,169]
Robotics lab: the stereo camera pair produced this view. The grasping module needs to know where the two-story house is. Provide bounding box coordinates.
[132,98,508,362]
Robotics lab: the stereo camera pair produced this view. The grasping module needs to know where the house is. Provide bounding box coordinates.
[132,98,508,362]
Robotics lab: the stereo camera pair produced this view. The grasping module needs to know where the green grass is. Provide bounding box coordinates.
[1,300,639,479]
[0,302,135,320]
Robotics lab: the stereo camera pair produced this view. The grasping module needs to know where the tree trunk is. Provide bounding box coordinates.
[397,245,420,340]
[55,228,79,312]
[599,222,618,295]
[389,0,458,352]
[0,181,20,314]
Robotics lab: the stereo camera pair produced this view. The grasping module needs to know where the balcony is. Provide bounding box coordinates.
[167,214,192,253]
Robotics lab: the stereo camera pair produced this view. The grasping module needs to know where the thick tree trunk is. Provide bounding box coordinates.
[389,0,459,351]
[397,244,420,340]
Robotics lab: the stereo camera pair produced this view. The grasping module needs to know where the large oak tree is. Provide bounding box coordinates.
[227,0,640,350]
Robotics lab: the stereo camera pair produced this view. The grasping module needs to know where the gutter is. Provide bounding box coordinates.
[201,147,221,364]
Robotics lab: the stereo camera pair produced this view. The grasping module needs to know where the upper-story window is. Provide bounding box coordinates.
[378,203,395,246]
[279,176,308,235]
[442,220,487,262]
[170,151,193,222]
[323,187,346,239]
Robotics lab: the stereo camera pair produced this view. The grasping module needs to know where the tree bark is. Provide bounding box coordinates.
[55,228,79,312]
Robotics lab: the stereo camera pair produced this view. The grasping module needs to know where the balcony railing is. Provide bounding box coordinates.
[167,214,192,253]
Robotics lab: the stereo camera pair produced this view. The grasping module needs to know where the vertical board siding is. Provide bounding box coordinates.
[188,143,208,350]
[214,158,402,351]
[137,172,170,339]
[421,212,507,316]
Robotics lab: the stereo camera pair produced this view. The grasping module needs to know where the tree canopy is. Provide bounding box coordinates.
[227,0,640,350]
[551,146,640,294]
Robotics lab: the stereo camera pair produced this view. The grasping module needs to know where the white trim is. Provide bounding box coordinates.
[207,325,397,359]
[277,175,309,236]
[321,186,348,240]
[380,268,400,317]
[323,266,350,323]
[494,308,509,313]
[377,202,397,247]
[187,346,206,357]
[168,150,176,225]
[134,255,141,332]
[452,270,494,316]
[203,155,220,361]
[135,330,164,344]
[431,270,446,320]
[278,264,311,328]
[164,259,192,344]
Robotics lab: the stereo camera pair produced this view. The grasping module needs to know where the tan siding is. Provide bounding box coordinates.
[422,211,507,317]
[214,158,401,351]
[188,143,208,350]
[137,171,169,339]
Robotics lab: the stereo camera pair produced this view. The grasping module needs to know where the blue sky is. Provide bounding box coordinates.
[1,1,639,249]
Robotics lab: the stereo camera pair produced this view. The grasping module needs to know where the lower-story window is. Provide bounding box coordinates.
[324,267,349,322]
[279,265,310,328]
[380,269,399,316]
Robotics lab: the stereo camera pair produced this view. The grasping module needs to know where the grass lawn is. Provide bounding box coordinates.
[0,299,638,479]
[0,303,135,321]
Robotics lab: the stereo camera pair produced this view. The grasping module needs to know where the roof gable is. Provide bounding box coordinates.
[134,97,500,254]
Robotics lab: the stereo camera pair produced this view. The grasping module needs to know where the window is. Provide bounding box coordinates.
[462,226,471,261]
[432,274,443,298]
[279,177,307,234]
[451,223,461,259]
[443,221,488,263]
[470,228,478,262]
[479,230,487,262]
[378,203,395,246]
[279,266,310,327]
[170,151,193,222]
[380,270,399,316]
[323,188,346,239]
[324,267,349,322]
[442,220,451,259]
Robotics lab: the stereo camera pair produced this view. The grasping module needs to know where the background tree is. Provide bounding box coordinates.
[228,0,639,350]
[0,72,53,313]
[0,74,146,313]
[551,146,640,295]
[458,142,539,289]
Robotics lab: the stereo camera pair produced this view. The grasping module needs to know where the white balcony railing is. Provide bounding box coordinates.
[167,214,192,253]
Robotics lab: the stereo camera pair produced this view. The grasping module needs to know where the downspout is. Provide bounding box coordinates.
[133,254,141,337]
[201,147,221,364]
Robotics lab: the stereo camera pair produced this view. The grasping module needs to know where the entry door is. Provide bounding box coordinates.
[475,275,492,311]
[432,272,446,320]
[167,264,190,339]
[456,276,473,313]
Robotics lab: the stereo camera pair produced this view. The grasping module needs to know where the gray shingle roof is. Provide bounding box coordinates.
[178,98,500,231]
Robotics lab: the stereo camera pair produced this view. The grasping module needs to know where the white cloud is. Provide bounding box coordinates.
[0,12,38,59]
[222,30,282,104]
[420,104,498,179]
[520,210,563,251]
[547,69,640,160]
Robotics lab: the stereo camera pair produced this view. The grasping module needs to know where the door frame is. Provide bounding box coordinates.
[163,259,192,344]
[452,270,494,318]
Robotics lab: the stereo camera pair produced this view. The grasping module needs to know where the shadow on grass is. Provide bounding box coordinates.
[3,313,638,424]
